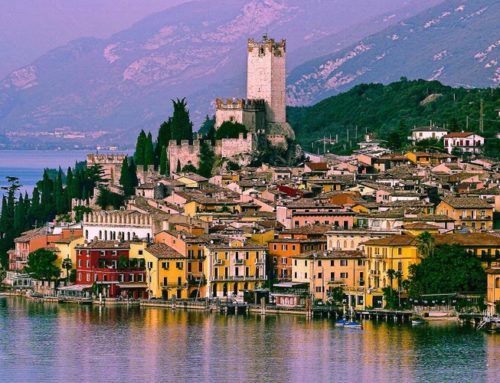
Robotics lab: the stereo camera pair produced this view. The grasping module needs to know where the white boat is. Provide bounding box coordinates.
[344,321,363,329]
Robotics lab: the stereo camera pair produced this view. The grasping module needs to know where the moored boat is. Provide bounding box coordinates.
[344,321,363,329]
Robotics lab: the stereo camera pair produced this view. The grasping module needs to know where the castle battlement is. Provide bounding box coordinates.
[215,98,265,111]
[248,35,286,57]
[86,153,127,164]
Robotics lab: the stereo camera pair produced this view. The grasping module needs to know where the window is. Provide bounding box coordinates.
[273,244,277,250]
[305,272,308,279]
[294,272,297,278]
[340,259,347,266]
[330,272,335,281]
[78,259,82,267]
[305,260,308,266]
[292,245,296,251]
[357,259,363,266]
[318,272,322,278]
[138,250,143,255]
[340,272,348,279]
[162,262,169,270]
[318,260,322,267]
[397,248,402,256]
[330,260,334,266]
[176,262,183,270]
[294,259,297,266]
[86,260,90,268]
[281,258,287,265]
[86,273,90,282]
[147,261,153,269]
[78,272,82,281]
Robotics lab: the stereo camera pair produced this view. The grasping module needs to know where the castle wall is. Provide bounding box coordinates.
[86,153,127,185]
[168,140,201,174]
[215,133,254,158]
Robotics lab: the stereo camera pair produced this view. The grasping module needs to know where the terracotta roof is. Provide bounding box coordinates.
[305,162,329,171]
[146,243,185,259]
[434,233,500,247]
[444,132,476,138]
[440,197,492,209]
[363,234,417,246]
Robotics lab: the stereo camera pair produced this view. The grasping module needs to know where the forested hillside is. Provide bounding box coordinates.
[287,79,500,157]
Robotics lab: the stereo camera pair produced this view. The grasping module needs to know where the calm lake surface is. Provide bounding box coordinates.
[0,297,499,383]
[0,150,131,198]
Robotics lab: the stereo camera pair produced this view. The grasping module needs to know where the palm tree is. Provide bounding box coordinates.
[62,257,73,284]
[416,231,435,259]
[395,271,403,307]
[386,269,396,289]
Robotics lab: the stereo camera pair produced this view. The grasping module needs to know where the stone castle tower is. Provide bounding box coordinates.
[247,35,286,125]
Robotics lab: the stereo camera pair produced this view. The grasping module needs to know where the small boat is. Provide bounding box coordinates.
[344,321,363,329]
[411,316,426,326]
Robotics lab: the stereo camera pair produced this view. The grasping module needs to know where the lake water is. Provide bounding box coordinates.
[0,297,499,383]
[0,150,132,199]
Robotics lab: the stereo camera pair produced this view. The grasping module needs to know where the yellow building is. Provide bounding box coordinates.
[486,267,500,316]
[205,240,267,300]
[291,250,365,305]
[143,243,188,300]
[52,236,85,279]
[436,197,493,231]
[363,234,419,308]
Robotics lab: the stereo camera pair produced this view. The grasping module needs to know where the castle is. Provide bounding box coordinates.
[168,35,295,172]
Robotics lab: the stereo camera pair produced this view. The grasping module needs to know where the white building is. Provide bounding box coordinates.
[411,126,448,142]
[443,132,484,154]
[83,210,153,242]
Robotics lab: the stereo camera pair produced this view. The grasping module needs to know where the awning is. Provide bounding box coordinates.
[57,284,92,292]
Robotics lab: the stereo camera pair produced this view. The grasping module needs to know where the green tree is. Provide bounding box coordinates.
[159,146,169,176]
[416,231,435,259]
[144,132,154,171]
[25,249,60,282]
[128,158,139,191]
[135,130,147,165]
[181,164,197,173]
[198,141,215,178]
[96,187,125,210]
[216,121,247,139]
[119,157,132,196]
[171,98,193,141]
[408,245,486,298]
[61,257,73,283]
[199,115,215,140]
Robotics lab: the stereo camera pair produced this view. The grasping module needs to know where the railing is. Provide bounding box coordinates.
[369,270,380,276]
[160,282,188,289]
[234,259,244,265]
[211,276,268,282]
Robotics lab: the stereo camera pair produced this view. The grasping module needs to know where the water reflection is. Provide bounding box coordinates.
[0,297,499,383]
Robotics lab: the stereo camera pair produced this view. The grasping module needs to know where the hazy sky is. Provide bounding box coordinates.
[0,0,190,78]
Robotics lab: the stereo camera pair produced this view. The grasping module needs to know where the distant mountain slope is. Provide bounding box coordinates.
[288,79,500,157]
[0,0,439,148]
[287,0,500,106]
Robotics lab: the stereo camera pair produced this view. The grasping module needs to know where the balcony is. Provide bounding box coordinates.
[234,259,244,265]
[214,260,223,265]
[211,275,268,282]
[160,282,188,289]
[369,269,380,276]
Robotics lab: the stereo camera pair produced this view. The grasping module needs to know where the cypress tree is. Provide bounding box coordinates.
[0,195,8,235]
[198,141,215,178]
[159,146,169,176]
[135,130,147,165]
[128,158,139,191]
[144,132,154,171]
[171,98,193,141]
[14,194,25,233]
[119,157,132,196]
